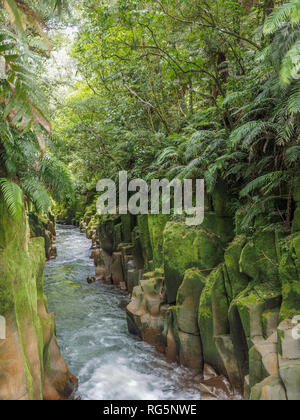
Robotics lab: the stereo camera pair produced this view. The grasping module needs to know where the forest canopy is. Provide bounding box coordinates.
[0,0,299,233]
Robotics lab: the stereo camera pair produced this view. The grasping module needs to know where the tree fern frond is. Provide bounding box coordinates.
[264,1,300,35]
[280,40,300,85]
[229,121,278,148]
[288,80,300,113]
[286,145,300,163]
[240,172,287,197]
[0,178,23,219]
[21,177,51,213]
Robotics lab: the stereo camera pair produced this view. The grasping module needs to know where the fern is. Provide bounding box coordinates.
[264,0,300,35]
[21,177,51,213]
[0,178,23,219]
[240,172,287,197]
[229,121,278,148]
[286,145,300,163]
[280,40,300,85]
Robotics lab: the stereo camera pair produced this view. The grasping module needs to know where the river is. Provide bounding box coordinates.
[44,225,201,400]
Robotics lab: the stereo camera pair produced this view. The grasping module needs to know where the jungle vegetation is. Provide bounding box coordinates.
[0,0,299,232]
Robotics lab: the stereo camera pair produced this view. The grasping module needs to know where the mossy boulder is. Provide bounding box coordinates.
[230,281,282,350]
[148,214,169,268]
[164,215,234,304]
[279,235,300,321]
[239,231,280,284]
[96,214,118,254]
[211,182,233,218]
[126,272,167,353]
[176,269,206,335]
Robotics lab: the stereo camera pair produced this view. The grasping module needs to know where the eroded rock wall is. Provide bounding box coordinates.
[0,198,77,400]
[84,183,300,400]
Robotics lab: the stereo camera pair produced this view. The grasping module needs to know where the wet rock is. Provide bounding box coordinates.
[278,319,300,400]
[250,375,287,400]
[111,252,124,287]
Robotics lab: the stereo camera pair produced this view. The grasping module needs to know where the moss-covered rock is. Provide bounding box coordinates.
[250,375,287,400]
[239,231,280,284]
[0,198,77,400]
[148,214,169,268]
[176,269,206,335]
[223,235,249,299]
[211,182,233,218]
[121,214,134,243]
[280,235,300,320]
[230,281,282,350]
[164,215,234,304]
[137,215,153,266]
[198,269,227,376]
[126,272,167,353]
[278,320,300,400]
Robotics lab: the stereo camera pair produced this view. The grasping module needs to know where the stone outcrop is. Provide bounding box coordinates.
[84,183,300,400]
[0,198,77,400]
[28,212,57,260]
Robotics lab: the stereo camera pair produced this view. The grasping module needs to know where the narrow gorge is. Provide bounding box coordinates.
[0,0,300,402]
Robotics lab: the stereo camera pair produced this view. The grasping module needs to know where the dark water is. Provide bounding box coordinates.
[44,226,201,400]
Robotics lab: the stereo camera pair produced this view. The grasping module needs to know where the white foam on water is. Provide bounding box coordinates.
[45,226,201,401]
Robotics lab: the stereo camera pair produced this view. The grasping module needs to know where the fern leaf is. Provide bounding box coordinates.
[0,178,23,219]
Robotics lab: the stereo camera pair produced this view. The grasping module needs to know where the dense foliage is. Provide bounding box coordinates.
[0,0,73,218]
[51,0,300,232]
[1,0,299,231]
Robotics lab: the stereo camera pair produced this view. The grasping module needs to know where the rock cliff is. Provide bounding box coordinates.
[0,198,77,400]
[83,183,300,400]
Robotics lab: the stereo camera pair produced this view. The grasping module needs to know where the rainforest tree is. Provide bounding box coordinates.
[0,0,74,218]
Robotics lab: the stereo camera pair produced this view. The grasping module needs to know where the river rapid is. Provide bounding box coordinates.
[44,225,201,400]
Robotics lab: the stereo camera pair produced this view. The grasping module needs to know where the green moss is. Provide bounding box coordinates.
[279,235,300,320]
[224,235,249,299]
[211,182,233,217]
[0,197,61,400]
[240,231,280,285]
[121,214,133,243]
[148,214,169,268]
[175,269,206,335]
[198,269,227,374]
[231,279,282,349]
[163,215,234,304]
[137,215,153,265]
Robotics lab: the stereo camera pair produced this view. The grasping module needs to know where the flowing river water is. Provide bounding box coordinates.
[44,225,201,400]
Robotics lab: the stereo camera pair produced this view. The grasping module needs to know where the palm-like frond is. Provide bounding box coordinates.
[0,177,23,218]
[264,0,300,35]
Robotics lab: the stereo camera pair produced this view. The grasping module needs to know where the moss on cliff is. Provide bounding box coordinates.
[148,214,169,268]
[0,197,77,400]
[279,235,300,320]
[163,214,234,304]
